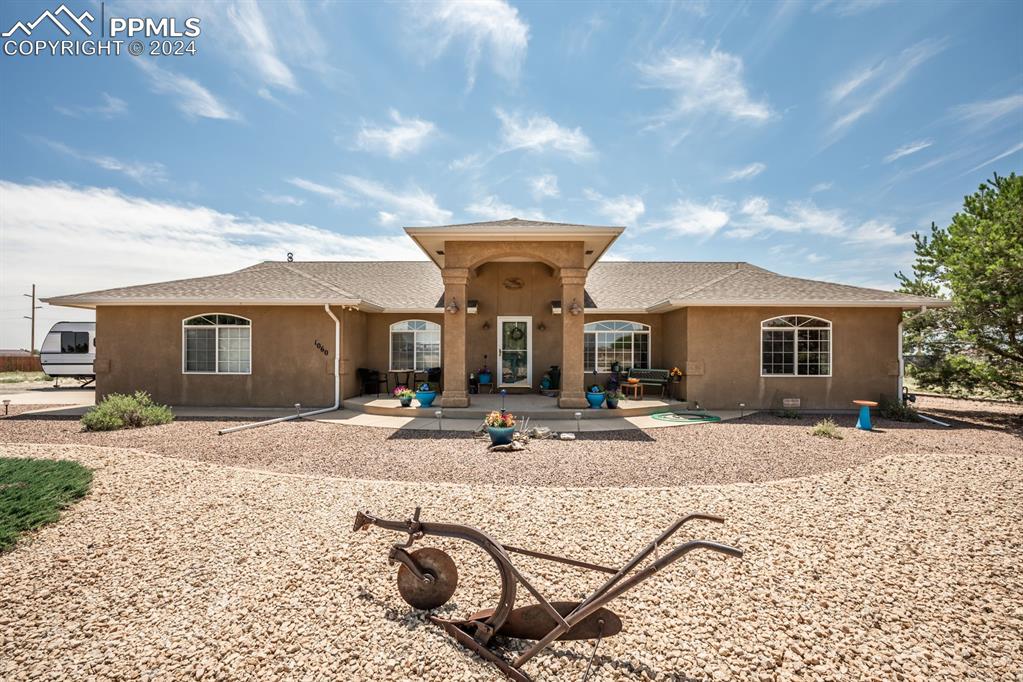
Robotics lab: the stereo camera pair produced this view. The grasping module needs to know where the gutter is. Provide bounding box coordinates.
[217,303,341,435]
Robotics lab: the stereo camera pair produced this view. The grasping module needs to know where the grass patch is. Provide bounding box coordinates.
[0,458,92,551]
[81,391,174,432]
[0,371,50,384]
[811,417,843,439]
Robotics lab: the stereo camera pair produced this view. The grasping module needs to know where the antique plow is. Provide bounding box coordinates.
[353,508,743,681]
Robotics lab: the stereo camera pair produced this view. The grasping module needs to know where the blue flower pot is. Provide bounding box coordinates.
[586,392,605,409]
[416,390,437,408]
[478,372,492,385]
[488,426,515,446]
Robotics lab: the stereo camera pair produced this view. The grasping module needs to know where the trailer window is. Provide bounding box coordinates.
[61,331,89,353]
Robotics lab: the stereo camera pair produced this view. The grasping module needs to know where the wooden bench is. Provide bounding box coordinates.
[624,368,671,397]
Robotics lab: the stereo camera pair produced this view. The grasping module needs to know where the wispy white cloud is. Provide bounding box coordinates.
[883,139,932,163]
[411,0,529,89]
[963,141,1023,175]
[638,47,772,125]
[449,153,484,171]
[227,1,298,92]
[55,93,127,119]
[464,195,545,221]
[0,181,422,348]
[844,219,912,246]
[827,39,945,139]
[134,59,239,121]
[813,0,892,16]
[39,139,166,184]
[340,176,452,225]
[732,196,848,237]
[529,174,560,200]
[564,12,606,56]
[262,192,304,206]
[725,162,767,181]
[286,177,355,206]
[583,188,644,226]
[355,109,437,158]
[496,108,595,160]
[810,181,834,193]
[649,199,730,237]
[949,93,1023,131]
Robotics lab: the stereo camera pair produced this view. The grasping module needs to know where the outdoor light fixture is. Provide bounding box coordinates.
[537,321,546,332]
[738,402,746,418]
[435,410,443,431]
[568,299,583,316]
[574,411,582,433]
[445,298,460,314]
[295,402,302,418]
[2,399,9,416]
[482,320,490,330]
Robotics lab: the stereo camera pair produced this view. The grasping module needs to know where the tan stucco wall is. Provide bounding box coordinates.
[95,305,340,407]
[684,306,901,410]
[661,308,688,398]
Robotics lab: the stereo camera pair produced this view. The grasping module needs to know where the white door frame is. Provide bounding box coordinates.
[496,316,532,387]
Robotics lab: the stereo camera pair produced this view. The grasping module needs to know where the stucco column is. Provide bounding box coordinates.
[559,267,588,408]
[441,267,470,407]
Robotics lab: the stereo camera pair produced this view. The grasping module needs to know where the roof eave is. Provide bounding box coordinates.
[650,298,952,310]
[41,297,379,311]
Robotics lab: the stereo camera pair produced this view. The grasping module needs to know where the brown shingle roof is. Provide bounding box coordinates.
[43,260,947,309]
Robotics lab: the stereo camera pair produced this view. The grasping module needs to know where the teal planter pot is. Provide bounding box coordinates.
[478,372,492,385]
[586,392,605,408]
[488,426,515,446]
[416,390,437,408]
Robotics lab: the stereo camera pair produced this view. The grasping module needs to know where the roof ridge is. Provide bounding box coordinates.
[275,262,362,300]
[669,267,745,300]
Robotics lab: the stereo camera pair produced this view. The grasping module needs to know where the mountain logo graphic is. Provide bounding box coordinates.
[2,4,95,38]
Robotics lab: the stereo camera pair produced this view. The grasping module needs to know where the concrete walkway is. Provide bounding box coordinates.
[0,384,95,405]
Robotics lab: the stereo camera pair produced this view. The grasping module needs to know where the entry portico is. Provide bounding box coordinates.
[405,220,624,408]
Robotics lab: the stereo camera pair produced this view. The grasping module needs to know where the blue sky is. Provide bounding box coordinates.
[1,0,1021,348]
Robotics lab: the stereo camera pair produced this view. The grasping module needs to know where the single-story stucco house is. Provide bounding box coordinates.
[44,218,948,411]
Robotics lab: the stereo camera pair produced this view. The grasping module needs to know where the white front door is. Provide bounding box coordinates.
[497,316,532,387]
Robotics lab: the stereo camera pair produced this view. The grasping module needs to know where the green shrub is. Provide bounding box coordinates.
[774,409,802,419]
[81,391,174,432]
[811,418,843,439]
[878,397,921,422]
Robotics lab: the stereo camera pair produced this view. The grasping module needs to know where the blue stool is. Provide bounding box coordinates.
[853,400,878,430]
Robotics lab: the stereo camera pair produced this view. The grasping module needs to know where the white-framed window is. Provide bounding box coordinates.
[583,320,650,372]
[761,316,831,377]
[390,320,441,371]
[182,314,251,374]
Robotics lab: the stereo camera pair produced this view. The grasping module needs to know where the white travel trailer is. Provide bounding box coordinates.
[40,321,95,385]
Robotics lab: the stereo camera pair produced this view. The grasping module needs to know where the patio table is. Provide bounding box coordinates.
[623,382,644,400]
[853,399,878,430]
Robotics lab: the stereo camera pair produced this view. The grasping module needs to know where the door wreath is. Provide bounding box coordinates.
[508,326,525,341]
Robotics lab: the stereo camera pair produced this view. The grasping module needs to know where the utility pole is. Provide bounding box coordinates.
[23,284,41,354]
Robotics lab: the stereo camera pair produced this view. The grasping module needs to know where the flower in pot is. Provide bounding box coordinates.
[605,389,624,409]
[586,385,605,409]
[478,355,492,386]
[393,385,415,407]
[485,410,516,446]
[415,382,437,408]
[669,367,684,382]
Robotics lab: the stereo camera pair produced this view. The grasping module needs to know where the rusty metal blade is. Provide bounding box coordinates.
[396,548,458,610]
[430,616,533,682]
[472,602,622,641]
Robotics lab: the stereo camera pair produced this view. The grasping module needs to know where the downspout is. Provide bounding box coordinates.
[897,319,904,399]
[218,303,341,435]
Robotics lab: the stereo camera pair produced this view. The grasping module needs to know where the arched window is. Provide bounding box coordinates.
[761,316,831,377]
[583,320,650,372]
[390,320,441,371]
[182,314,251,374]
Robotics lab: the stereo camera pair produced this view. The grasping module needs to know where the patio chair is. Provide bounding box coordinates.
[426,366,442,391]
[357,368,387,397]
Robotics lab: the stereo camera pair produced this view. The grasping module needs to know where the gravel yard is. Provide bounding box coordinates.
[1,441,1019,681]
[1,398,1019,487]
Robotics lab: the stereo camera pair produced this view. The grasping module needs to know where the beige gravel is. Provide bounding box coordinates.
[1,397,1019,487]
[2,441,1020,681]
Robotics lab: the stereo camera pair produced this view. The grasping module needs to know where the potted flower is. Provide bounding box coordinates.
[586,385,605,409]
[605,389,624,409]
[485,410,516,445]
[669,367,684,381]
[478,355,492,386]
[415,382,437,408]
[393,385,415,407]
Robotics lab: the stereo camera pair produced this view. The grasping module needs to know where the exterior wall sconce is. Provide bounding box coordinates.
[537,321,546,332]
[445,298,460,314]
[482,320,490,330]
[567,299,583,316]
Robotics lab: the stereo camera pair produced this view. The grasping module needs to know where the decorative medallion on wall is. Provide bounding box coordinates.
[502,277,525,290]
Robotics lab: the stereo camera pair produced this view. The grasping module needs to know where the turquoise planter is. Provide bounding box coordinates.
[478,372,492,385]
[488,426,515,446]
[416,390,437,408]
[586,392,605,408]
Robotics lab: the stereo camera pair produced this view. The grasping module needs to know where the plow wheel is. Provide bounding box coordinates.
[397,548,458,610]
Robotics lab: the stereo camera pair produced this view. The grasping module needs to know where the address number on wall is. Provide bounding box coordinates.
[314,340,329,356]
